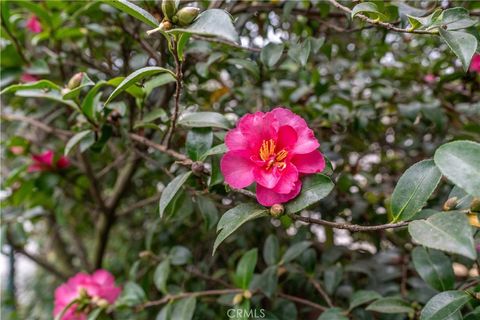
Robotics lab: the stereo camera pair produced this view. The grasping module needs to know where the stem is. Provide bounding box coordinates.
[139,289,242,309]
[163,38,183,147]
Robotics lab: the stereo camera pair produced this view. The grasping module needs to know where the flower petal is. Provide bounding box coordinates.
[271,164,298,194]
[238,112,279,152]
[56,156,70,169]
[32,150,54,166]
[291,150,325,174]
[276,125,297,152]
[253,166,282,189]
[256,180,302,206]
[221,150,255,189]
[225,128,249,151]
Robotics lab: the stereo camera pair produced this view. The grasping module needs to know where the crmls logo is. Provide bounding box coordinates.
[227,308,266,319]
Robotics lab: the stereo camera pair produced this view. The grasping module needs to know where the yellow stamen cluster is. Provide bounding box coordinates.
[259,139,288,170]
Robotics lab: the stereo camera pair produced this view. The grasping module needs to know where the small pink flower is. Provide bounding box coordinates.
[28,150,70,173]
[20,73,39,83]
[53,270,122,320]
[470,54,480,73]
[9,146,25,155]
[221,107,325,206]
[423,74,437,84]
[26,15,42,33]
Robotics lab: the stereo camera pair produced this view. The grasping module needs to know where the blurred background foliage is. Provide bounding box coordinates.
[1,0,479,319]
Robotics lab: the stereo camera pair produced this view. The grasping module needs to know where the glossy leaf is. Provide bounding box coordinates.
[64,130,94,156]
[213,203,268,255]
[199,143,227,161]
[366,297,414,314]
[143,73,176,98]
[349,290,382,310]
[351,2,386,20]
[178,112,230,129]
[391,160,442,221]
[317,308,348,320]
[285,174,334,214]
[15,89,80,111]
[62,73,94,100]
[169,246,192,266]
[235,248,258,289]
[408,211,476,260]
[159,171,192,218]
[154,260,170,293]
[196,195,219,230]
[261,43,284,67]
[186,128,213,161]
[412,247,455,291]
[420,291,471,320]
[281,241,312,264]
[105,67,174,104]
[0,80,61,95]
[439,29,478,72]
[263,235,279,266]
[103,0,159,28]
[434,140,480,197]
[440,8,478,31]
[171,297,196,320]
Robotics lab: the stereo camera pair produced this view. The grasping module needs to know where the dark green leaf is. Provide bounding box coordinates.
[196,195,219,230]
[324,265,343,295]
[154,260,170,293]
[199,143,227,161]
[391,160,442,221]
[235,248,258,289]
[281,241,312,264]
[143,73,176,98]
[186,128,213,161]
[351,2,386,20]
[317,308,348,320]
[420,291,471,320]
[169,246,192,266]
[171,297,196,320]
[213,203,268,255]
[104,0,159,28]
[412,247,455,291]
[439,29,478,72]
[159,171,192,218]
[366,297,414,314]
[285,174,334,214]
[256,265,278,298]
[64,130,94,156]
[263,235,279,266]
[261,43,284,67]
[0,80,61,95]
[349,290,382,310]
[440,8,478,31]
[62,73,95,100]
[408,211,476,260]
[117,282,146,306]
[434,140,480,197]
[178,112,230,129]
[81,81,107,122]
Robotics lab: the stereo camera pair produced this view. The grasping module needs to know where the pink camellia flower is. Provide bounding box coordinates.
[423,74,437,84]
[28,150,70,173]
[470,53,480,73]
[20,73,39,83]
[221,107,325,206]
[26,15,42,33]
[54,270,122,320]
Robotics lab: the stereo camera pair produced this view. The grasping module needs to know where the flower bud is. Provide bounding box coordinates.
[67,72,83,89]
[191,161,205,176]
[161,0,178,20]
[443,197,458,211]
[269,204,284,218]
[471,197,480,213]
[232,293,243,305]
[96,298,109,309]
[468,213,480,228]
[176,7,200,27]
[243,290,252,299]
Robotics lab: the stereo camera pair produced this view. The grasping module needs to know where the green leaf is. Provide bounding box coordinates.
[159,171,192,218]
[434,140,480,197]
[81,81,107,122]
[324,265,343,295]
[288,40,311,67]
[280,241,312,264]
[440,7,478,31]
[439,29,478,72]
[117,282,146,306]
[213,203,268,255]
[171,297,196,320]
[199,143,227,161]
[105,67,174,105]
[64,130,94,156]
[407,9,442,30]
[196,195,219,230]
[366,297,414,314]
[103,0,159,28]
[420,291,471,320]
[351,2,386,20]
[391,160,442,221]
[285,174,334,214]
[261,43,284,67]
[143,73,176,98]
[235,248,258,289]
[317,308,348,320]
[63,73,95,100]
[0,80,61,95]
[106,77,144,98]
[349,290,382,311]
[412,247,455,291]
[178,112,230,129]
[256,265,278,298]
[263,234,279,266]
[186,128,213,161]
[226,59,260,79]
[15,89,80,112]
[86,308,102,320]
[156,304,172,320]
[168,9,239,44]
[154,260,170,293]
[408,211,476,260]
[177,33,191,62]
[169,246,192,266]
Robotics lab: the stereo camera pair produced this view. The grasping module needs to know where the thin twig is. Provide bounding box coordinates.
[139,289,242,309]
[327,0,438,35]
[277,292,327,312]
[1,113,73,138]
[117,194,161,217]
[308,277,334,308]
[129,133,191,164]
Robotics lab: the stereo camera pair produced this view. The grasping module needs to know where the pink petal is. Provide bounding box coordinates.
[270,107,319,154]
[92,269,115,286]
[221,150,255,188]
[253,166,282,189]
[470,54,480,73]
[256,180,302,206]
[291,150,325,174]
[271,164,299,194]
[27,163,46,172]
[276,125,297,152]
[26,16,42,33]
[32,150,54,166]
[238,112,279,152]
[20,73,39,83]
[225,128,249,151]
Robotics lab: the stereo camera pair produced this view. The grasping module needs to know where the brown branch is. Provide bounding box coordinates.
[327,0,438,35]
[1,113,73,138]
[129,133,191,164]
[288,214,409,232]
[277,292,327,312]
[117,193,161,217]
[308,277,334,308]
[139,289,243,309]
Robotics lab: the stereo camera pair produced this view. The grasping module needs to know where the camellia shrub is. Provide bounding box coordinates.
[1,0,480,319]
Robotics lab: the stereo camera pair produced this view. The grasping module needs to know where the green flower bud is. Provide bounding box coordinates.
[67,72,83,89]
[161,0,178,20]
[269,204,284,218]
[176,7,200,27]
[443,197,458,211]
